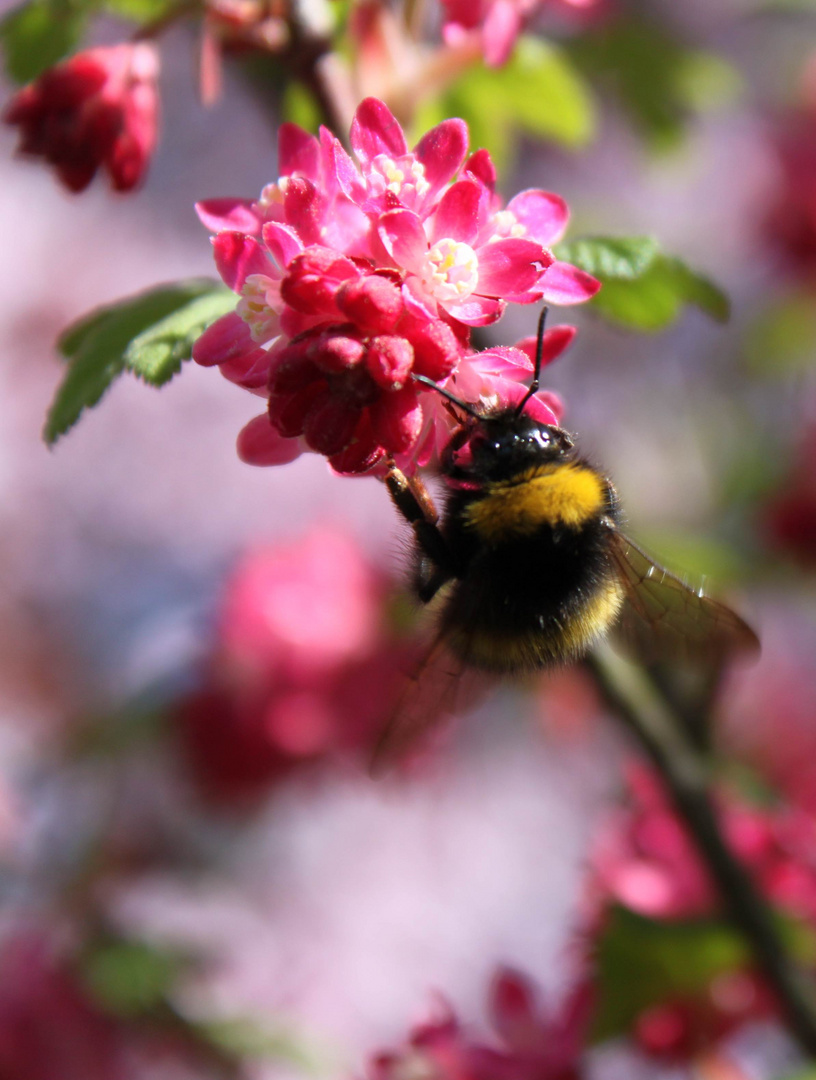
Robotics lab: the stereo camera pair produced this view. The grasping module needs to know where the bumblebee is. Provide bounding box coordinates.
[374,308,759,772]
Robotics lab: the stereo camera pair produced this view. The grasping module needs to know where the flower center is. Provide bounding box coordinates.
[369,154,431,209]
[256,176,289,213]
[422,238,479,303]
[237,273,283,342]
[491,209,527,240]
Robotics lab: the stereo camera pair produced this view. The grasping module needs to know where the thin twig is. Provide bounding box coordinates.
[586,640,816,1058]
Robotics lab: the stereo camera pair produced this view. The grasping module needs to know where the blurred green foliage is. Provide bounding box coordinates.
[81,940,181,1018]
[1,0,87,82]
[744,292,816,377]
[567,17,741,151]
[413,37,596,171]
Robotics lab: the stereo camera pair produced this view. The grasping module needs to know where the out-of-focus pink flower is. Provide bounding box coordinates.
[176,529,426,801]
[765,108,816,279]
[4,44,160,193]
[763,418,816,567]
[593,765,816,925]
[0,934,129,1080]
[192,97,596,474]
[440,0,603,68]
[368,967,591,1080]
[632,974,774,1063]
[722,646,816,818]
[588,767,816,1062]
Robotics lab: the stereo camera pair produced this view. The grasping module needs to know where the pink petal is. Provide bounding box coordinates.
[513,324,577,368]
[476,237,548,297]
[370,385,423,454]
[195,198,261,234]
[470,345,534,376]
[431,179,483,245]
[261,221,303,269]
[464,148,496,192]
[482,0,522,67]
[413,118,469,196]
[319,127,366,204]
[401,277,439,321]
[529,390,564,424]
[219,346,273,389]
[192,311,250,366]
[494,378,561,424]
[540,261,601,304]
[506,189,570,247]
[350,98,407,167]
[212,232,270,291]
[378,208,428,274]
[490,969,541,1050]
[445,295,505,326]
[278,122,320,180]
[237,414,303,466]
[283,177,324,246]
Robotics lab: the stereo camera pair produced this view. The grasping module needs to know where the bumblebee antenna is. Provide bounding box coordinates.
[412,374,482,419]
[515,305,548,417]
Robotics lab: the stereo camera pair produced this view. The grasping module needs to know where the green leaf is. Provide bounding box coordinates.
[45,279,230,445]
[411,37,595,172]
[501,37,596,149]
[1,0,86,83]
[590,254,730,331]
[553,236,659,280]
[81,940,180,1017]
[124,287,236,385]
[592,907,749,1042]
[566,18,739,151]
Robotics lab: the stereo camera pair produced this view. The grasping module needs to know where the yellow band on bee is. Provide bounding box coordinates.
[465,464,606,542]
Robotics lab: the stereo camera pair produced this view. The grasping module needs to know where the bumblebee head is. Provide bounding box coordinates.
[443,412,575,484]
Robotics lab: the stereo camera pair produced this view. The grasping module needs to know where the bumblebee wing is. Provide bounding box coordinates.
[369,634,490,778]
[608,528,760,666]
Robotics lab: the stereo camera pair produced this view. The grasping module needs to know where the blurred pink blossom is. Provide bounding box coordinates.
[0,933,129,1080]
[367,967,591,1080]
[4,44,160,193]
[440,0,603,68]
[593,765,816,925]
[176,528,426,801]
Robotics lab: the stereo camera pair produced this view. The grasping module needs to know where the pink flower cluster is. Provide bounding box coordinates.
[193,97,598,474]
[368,967,591,1080]
[594,765,816,926]
[440,0,603,68]
[591,764,816,1060]
[176,528,427,801]
[4,44,160,193]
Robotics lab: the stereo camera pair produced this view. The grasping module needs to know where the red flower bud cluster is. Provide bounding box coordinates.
[4,44,160,193]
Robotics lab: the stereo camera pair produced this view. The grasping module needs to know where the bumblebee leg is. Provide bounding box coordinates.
[384,462,457,600]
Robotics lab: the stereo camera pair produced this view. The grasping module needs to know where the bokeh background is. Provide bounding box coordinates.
[2,0,816,1076]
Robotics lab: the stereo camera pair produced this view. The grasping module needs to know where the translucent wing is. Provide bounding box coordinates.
[369,632,493,778]
[608,529,760,667]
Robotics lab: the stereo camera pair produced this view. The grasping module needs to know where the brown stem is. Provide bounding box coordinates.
[586,641,816,1058]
